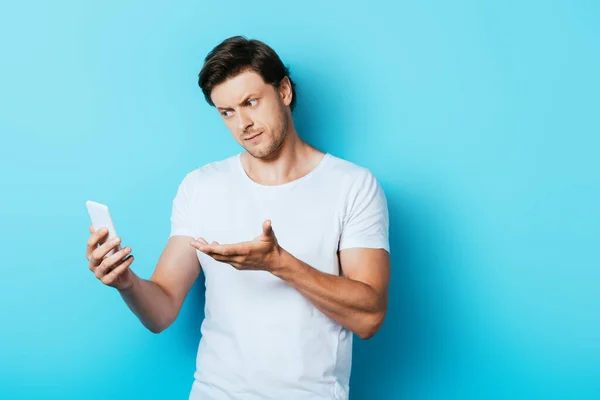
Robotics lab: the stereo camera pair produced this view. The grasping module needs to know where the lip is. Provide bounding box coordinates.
[244,132,262,141]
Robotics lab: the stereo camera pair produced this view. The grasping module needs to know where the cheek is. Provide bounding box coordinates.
[223,119,242,136]
[262,106,284,131]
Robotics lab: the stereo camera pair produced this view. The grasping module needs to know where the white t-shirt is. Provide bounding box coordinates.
[169,152,390,400]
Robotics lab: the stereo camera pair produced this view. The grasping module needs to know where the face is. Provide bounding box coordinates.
[210,70,292,159]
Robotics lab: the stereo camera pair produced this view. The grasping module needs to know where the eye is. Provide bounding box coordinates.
[247,99,258,107]
[221,110,233,118]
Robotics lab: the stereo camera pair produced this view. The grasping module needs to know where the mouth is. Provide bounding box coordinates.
[244,132,263,141]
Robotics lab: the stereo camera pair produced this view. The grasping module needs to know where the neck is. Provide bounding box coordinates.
[242,126,325,186]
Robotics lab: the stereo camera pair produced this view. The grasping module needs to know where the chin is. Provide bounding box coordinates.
[245,143,277,160]
[246,148,270,159]
[243,130,286,159]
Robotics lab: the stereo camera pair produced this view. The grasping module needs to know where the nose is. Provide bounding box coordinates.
[237,109,253,133]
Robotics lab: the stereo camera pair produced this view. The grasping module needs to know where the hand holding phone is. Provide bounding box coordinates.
[86,200,121,256]
[85,200,135,290]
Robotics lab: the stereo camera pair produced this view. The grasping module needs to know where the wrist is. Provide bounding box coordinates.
[117,269,137,292]
[271,247,297,280]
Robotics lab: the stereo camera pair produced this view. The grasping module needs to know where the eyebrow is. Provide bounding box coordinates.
[216,93,259,111]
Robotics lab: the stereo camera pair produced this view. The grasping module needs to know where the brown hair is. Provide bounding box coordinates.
[198,36,297,111]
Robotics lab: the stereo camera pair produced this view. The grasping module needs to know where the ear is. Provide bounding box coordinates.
[279,76,293,107]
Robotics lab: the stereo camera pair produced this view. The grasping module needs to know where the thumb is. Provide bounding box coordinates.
[262,219,274,238]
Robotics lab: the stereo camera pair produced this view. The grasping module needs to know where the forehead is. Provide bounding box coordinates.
[211,70,269,107]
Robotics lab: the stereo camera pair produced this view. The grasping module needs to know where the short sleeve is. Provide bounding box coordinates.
[338,170,390,253]
[169,172,196,238]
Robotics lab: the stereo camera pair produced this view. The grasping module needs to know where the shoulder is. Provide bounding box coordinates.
[324,154,388,217]
[325,153,381,190]
[177,153,240,188]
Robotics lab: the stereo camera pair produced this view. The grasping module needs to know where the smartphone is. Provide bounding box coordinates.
[86,200,122,257]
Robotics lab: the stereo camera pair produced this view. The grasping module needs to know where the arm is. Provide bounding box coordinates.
[189,222,390,340]
[119,235,201,333]
[189,170,390,338]
[272,247,390,339]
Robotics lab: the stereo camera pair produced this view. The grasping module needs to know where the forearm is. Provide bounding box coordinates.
[118,271,176,333]
[272,250,387,339]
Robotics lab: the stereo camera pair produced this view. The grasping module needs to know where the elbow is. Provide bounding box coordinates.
[146,315,176,334]
[357,310,386,340]
[148,325,166,334]
[145,294,179,334]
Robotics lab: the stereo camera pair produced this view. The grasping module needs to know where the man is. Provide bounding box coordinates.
[86,35,391,400]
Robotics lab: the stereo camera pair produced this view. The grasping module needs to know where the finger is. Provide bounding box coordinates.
[189,240,212,253]
[101,255,135,286]
[227,261,242,270]
[87,227,109,263]
[93,227,109,244]
[211,253,244,266]
[210,253,226,262]
[188,238,208,250]
[91,236,122,266]
[95,246,132,277]
[87,227,106,251]
[190,240,222,253]
[262,219,274,238]
[212,243,248,256]
[190,240,248,257]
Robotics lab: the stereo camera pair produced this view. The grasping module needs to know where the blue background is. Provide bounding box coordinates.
[1,0,598,399]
